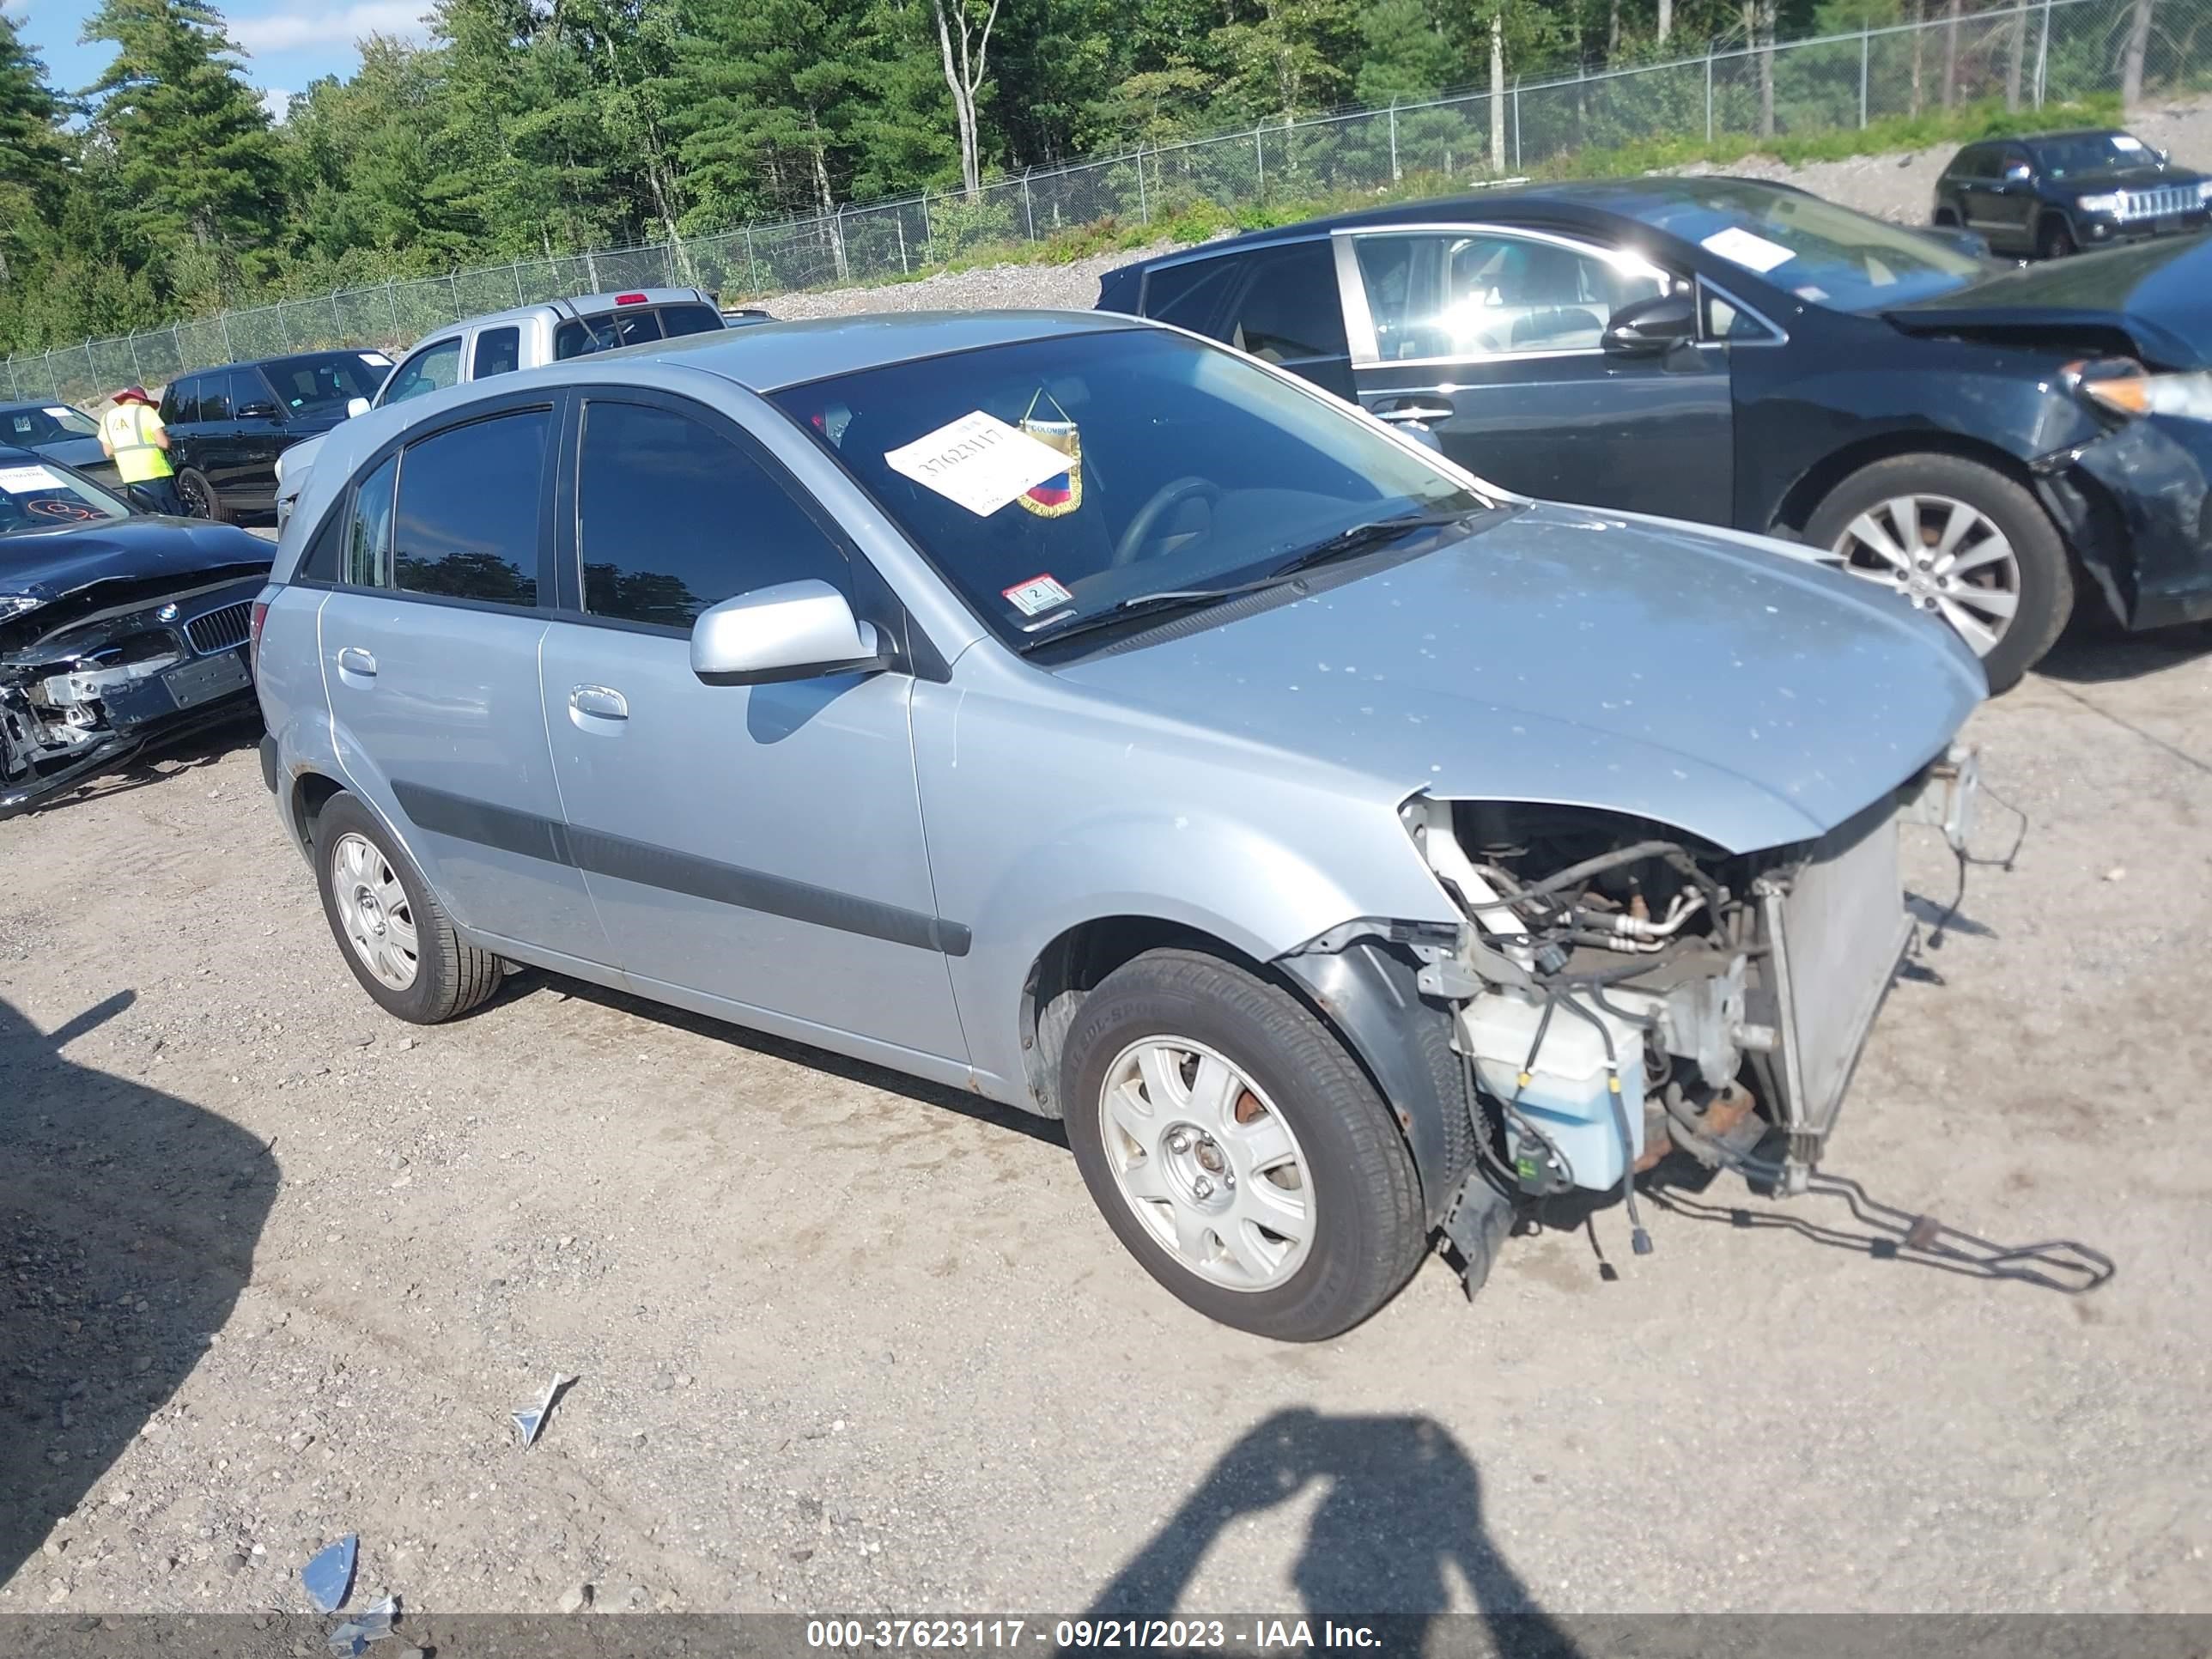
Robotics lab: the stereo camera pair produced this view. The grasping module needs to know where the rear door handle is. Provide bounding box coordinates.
[569,684,628,721]
[336,646,377,678]
[1375,403,1455,424]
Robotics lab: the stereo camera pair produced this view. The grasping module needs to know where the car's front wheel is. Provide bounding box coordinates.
[313,790,504,1023]
[1804,452,2073,692]
[2037,216,2078,258]
[1060,948,1428,1341]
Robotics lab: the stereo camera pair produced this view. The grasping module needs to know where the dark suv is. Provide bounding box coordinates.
[1932,129,2210,258]
[158,349,393,523]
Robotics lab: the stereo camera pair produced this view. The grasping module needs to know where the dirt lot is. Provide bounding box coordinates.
[4,611,2212,1623]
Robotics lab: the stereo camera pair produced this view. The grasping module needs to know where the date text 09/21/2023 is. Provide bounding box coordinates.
[805,1618,1385,1650]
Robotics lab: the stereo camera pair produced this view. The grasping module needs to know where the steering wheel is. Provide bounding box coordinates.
[1114,476,1222,567]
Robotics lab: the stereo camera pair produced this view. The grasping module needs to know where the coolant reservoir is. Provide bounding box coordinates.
[1456,992,1646,1192]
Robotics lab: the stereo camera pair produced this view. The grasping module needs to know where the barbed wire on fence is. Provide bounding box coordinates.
[4,0,2201,405]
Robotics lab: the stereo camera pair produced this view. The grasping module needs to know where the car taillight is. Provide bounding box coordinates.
[249,599,269,678]
[615,292,647,306]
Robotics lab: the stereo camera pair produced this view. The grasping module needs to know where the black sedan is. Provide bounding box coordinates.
[0,447,271,817]
[1097,178,2212,689]
[1933,129,2210,259]
[0,399,118,486]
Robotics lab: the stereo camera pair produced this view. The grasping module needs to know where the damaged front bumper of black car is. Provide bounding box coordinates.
[2034,386,2212,633]
[0,579,264,818]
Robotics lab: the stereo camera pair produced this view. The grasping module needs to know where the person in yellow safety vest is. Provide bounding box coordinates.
[99,386,185,517]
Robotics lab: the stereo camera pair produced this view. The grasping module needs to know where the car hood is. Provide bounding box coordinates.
[1884,233,2212,368]
[1052,504,1984,855]
[275,427,333,492]
[0,517,273,601]
[32,435,110,471]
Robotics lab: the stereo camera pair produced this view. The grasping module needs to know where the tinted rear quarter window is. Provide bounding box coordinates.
[391,410,548,606]
[346,455,398,586]
[473,326,521,380]
[577,398,847,629]
[1228,241,1348,363]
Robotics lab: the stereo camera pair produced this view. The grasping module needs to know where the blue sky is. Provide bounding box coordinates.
[7,0,431,119]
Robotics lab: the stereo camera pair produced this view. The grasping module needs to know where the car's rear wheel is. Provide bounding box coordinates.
[1804,452,2072,692]
[1060,948,1427,1341]
[176,468,226,523]
[313,790,504,1024]
[2037,216,2078,258]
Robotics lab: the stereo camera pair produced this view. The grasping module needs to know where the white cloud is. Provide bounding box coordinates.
[260,86,294,123]
[230,1,431,54]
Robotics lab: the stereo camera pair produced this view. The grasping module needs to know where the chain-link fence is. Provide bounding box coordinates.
[7,0,2204,405]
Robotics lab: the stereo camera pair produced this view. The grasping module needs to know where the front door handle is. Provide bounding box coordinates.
[336,646,377,678]
[569,684,628,721]
[1374,403,1455,424]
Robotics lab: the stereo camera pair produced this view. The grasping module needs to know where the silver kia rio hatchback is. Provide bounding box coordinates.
[254,310,1984,1340]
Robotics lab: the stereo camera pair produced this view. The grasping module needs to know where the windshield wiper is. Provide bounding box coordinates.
[1018,506,1492,654]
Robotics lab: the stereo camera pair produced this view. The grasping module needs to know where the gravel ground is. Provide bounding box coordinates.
[4,629,2212,1627]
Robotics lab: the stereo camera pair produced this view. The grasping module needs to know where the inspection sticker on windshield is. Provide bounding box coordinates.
[1001,573,1073,617]
[1700,226,1796,273]
[884,410,1075,517]
[42,406,74,420]
[360,351,392,367]
[2112,134,2146,151]
[0,464,61,494]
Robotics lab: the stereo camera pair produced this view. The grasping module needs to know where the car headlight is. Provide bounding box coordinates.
[2075,191,2124,214]
[2067,357,2212,421]
[2199,179,2212,204]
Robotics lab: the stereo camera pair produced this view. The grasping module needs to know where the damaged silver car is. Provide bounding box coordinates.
[1,448,270,818]
[257,313,1984,1340]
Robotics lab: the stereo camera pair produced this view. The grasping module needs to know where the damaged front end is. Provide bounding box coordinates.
[0,575,266,819]
[1283,752,1978,1279]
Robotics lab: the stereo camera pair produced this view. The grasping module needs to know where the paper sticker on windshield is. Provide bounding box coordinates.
[1794,285,1830,301]
[884,410,1073,517]
[360,352,393,367]
[42,405,75,420]
[1701,227,1796,273]
[2112,134,2146,151]
[0,464,62,494]
[1001,574,1073,617]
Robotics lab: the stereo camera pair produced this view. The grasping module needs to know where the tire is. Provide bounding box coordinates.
[2037,216,2077,259]
[313,790,503,1024]
[176,468,227,524]
[1804,452,2073,693]
[1931,206,1960,228]
[1060,947,1427,1341]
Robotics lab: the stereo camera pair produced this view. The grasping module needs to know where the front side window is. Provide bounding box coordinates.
[230,370,276,418]
[345,455,398,586]
[772,327,1492,651]
[577,399,847,629]
[1224,241,1348,365]
[263,353,386,415]
[389,410,548,606]
[198,376,234,422]
[1354,231,1668,362]
[382,338,462,406]
[473,326,521,380]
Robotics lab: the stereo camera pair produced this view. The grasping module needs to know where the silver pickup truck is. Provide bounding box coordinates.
[274,289,729,528]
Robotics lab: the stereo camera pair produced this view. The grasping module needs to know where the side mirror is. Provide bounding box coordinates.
[345,397,373,418]
[690,580,885,686]
[1601,291,1698,357]
[238,400,280,421]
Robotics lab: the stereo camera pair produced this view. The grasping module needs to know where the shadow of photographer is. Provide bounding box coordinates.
[0,990,279,1593]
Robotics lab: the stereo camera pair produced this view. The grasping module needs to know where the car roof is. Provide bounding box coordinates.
[546,307,1144,393]
[1111,176,1810,265]
[400,288,721,337]
[184,349,379,376]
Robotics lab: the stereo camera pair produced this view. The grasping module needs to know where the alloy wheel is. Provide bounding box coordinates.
[331,832,419,991]
[1831,493,2021,658]
[177,473,211,519]
[1097,1036,1314,1291]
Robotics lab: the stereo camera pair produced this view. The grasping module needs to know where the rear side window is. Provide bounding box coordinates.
[390,410,548,607]
[576,398,846,629]
[1225,241,1348,364]
[383,338,462,405]
[473,326,521,380]
[346,456,398,586]
[1141,258,1245,337]
[198,377,234,422]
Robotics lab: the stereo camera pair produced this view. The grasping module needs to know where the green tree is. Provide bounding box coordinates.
[79,0,284,297]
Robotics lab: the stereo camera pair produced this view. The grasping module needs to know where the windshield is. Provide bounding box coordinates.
[770,328,1490,648]
[1615,180,1987,311]
[3,405,100,445]
[264,353,392,416]
[0,458,132,537]
[2033,131,2157,178]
